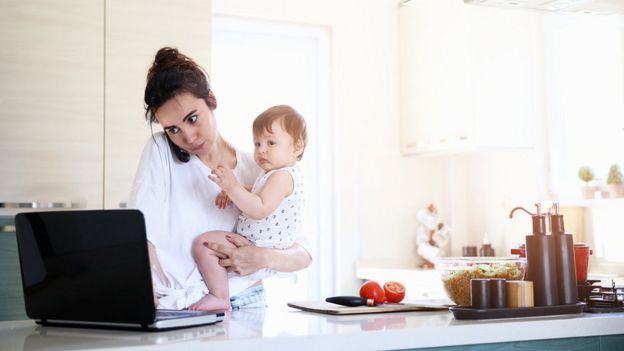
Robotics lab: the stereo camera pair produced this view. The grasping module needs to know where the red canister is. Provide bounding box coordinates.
[574,243,592,283]
[511,244,526,257]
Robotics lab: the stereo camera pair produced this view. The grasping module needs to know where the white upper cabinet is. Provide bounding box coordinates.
[399,0,541,155]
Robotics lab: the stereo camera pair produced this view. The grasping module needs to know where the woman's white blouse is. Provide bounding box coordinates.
[128,132,309,309]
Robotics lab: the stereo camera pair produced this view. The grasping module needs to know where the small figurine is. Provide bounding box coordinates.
[415,204,450,269]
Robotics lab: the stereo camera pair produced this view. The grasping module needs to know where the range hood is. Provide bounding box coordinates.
[464,0,624,15]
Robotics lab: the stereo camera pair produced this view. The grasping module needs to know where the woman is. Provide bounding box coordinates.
[129,47,312,310]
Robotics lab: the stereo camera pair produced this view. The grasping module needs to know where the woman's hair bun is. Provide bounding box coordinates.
[155,47,180,64]
[144,47,213,123]
[148,47,184,81]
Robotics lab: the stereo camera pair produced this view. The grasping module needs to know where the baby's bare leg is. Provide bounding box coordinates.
[189,231,236,311]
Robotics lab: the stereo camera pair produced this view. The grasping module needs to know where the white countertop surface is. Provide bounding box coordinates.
[1,304,623,351]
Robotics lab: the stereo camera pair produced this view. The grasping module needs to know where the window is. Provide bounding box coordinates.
[545,14,624,275]
[211,15,333,303]
[545,14,624,197]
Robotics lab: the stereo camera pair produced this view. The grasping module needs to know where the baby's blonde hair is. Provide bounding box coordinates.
[253,105,308,160]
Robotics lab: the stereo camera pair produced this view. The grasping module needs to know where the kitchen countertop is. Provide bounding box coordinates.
[1,304,623,351]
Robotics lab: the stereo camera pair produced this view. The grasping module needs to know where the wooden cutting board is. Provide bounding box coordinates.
[287,300,449,315]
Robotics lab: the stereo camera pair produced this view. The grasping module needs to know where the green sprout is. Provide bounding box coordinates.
[578,166,594,184]
[607,164,623,185]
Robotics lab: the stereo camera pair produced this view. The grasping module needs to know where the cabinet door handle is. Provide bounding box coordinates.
[0,202,69,209]
[0,226,15,233]
[0,202,82,209]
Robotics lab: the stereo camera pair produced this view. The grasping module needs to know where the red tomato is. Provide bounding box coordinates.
[359,280,386,304]
[383,281,406,303]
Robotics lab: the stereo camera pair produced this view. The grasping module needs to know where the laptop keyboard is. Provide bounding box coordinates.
[156,309,213,320]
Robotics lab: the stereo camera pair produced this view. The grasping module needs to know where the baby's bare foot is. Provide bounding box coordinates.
[188,294,230,311]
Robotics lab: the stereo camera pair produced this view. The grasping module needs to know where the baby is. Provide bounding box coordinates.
[189,105,307,311]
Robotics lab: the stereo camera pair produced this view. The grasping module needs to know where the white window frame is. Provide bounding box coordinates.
[211,15,334,302]
[544,14,624,276]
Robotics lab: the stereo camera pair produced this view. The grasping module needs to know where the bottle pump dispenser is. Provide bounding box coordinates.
[509,203,559,306]
[549,203,578,305]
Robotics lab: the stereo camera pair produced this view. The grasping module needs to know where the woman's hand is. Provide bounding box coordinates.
[214,190,232,209]
[206,235,312,275]
[206,234,268,276]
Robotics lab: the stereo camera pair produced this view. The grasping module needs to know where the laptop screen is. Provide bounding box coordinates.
[15,210,156,325]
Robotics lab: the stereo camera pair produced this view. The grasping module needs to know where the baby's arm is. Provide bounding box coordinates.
[214,187,253,209]
[210,166,293,220]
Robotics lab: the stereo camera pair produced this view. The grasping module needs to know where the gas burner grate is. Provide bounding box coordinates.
[578,279,624,313]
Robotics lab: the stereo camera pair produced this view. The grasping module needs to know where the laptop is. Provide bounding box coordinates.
[14,209,225,331]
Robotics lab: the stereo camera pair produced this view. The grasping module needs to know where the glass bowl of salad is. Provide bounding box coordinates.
[435,257,526,306]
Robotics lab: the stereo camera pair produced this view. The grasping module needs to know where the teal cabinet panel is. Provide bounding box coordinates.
[406,335,624,351]
[0,230,27,321]
[600,334,624,351]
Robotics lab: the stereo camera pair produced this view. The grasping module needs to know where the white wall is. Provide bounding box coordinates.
[212,0,449,294]
[448,152,547,258]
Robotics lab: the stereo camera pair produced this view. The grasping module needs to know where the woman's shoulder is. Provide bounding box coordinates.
[135,132,174,174]
[234,149,262,183]
[128,132,172,207]
[139,132,169,155]
[234,149,255,168]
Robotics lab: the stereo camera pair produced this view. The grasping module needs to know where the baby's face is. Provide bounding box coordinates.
[253,120,301,171]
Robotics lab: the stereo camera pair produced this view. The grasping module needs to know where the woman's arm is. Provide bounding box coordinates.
[262,242,312,272]
[206,235,312,275]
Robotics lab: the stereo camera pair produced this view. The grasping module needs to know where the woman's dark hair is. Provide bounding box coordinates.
[144,47,215,123]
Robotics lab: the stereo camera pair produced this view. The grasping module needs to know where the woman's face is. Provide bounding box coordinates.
[155,92,218,156]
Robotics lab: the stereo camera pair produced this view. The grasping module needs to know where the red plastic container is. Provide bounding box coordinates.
[511,244,526,257]
[574,243,592,283]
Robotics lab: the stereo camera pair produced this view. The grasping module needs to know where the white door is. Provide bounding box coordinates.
[212,15,333,304]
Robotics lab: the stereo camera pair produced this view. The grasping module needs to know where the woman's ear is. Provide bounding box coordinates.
[207,89,217,110]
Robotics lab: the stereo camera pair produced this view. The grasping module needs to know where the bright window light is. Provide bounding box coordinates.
[211,15,332,306]
[545,14,624,271]
[546,14,624,197]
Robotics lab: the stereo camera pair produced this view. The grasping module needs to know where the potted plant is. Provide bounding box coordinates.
[577,166,595,199]
[606,164,624,198]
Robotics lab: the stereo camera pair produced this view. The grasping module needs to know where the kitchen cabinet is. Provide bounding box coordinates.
[0,0,104,208]
[399,0,541,155]
[0,0,211,209]
[103,0,212,208]
[0,214,26,321]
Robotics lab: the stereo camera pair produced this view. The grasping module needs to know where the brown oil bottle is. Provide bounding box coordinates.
[549,203,578,305]
[509,203,559,306]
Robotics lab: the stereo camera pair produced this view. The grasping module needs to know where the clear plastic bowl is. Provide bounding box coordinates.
[435,257,527,306]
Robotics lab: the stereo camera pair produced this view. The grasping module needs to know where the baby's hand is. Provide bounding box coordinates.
[215,190,232,209]
[208,166,237,190]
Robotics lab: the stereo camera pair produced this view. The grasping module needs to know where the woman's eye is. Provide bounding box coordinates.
[268,140,276,146]
[188,115,198,123]
[166,127,179,134]
[254,142,260,148]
